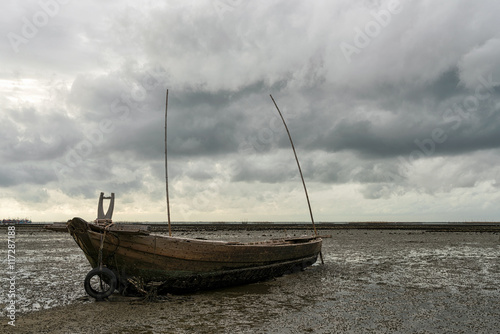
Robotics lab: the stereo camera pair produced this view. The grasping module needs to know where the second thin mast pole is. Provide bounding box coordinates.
[269,94,318,236]
[270,95,323,264]
[165,89,172,237]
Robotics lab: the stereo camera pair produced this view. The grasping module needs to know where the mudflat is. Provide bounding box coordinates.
[1,228,499,333]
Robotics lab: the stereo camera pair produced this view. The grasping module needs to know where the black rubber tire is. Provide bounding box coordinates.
[84,267,117,300]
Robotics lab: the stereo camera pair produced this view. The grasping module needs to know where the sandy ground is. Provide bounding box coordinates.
[1,228,499,333]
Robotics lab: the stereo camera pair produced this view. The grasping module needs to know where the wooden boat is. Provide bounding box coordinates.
[67,215,322,297]
[68,93,323,299]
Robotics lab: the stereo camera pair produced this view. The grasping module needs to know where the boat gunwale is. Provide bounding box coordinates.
[87,223,322,247]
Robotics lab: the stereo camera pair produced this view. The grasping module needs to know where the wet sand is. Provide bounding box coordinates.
[1,227,499,333]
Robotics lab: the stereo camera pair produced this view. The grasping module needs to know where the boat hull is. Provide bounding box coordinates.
[67,217,322,293]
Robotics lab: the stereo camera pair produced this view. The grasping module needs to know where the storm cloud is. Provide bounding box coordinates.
[1,0,500,222]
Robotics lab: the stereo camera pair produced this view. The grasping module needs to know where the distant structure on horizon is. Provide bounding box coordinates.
[1,218,32,224]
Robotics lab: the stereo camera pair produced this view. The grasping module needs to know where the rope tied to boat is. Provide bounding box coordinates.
[98,230,106,269]
[126,278,168,302]
[97,222,114,269]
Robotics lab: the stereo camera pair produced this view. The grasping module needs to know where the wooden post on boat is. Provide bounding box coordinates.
[165,89,172,237]
[270,95,324,264]
[96,192,114,223]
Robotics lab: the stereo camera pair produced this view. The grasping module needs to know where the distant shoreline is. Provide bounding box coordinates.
[3,221,500,233]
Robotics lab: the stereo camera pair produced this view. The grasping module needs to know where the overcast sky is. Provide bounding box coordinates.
[1,0,500,223]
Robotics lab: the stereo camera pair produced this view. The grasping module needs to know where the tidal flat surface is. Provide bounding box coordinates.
[1,228,499,333]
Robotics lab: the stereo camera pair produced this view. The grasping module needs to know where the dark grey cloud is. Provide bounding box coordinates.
[1,106,82,163]
[2,1,500,221]
[0,163,57,187]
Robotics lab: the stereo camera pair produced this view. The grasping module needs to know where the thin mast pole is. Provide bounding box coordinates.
[165,89,172,237]
[269,95,318,237]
